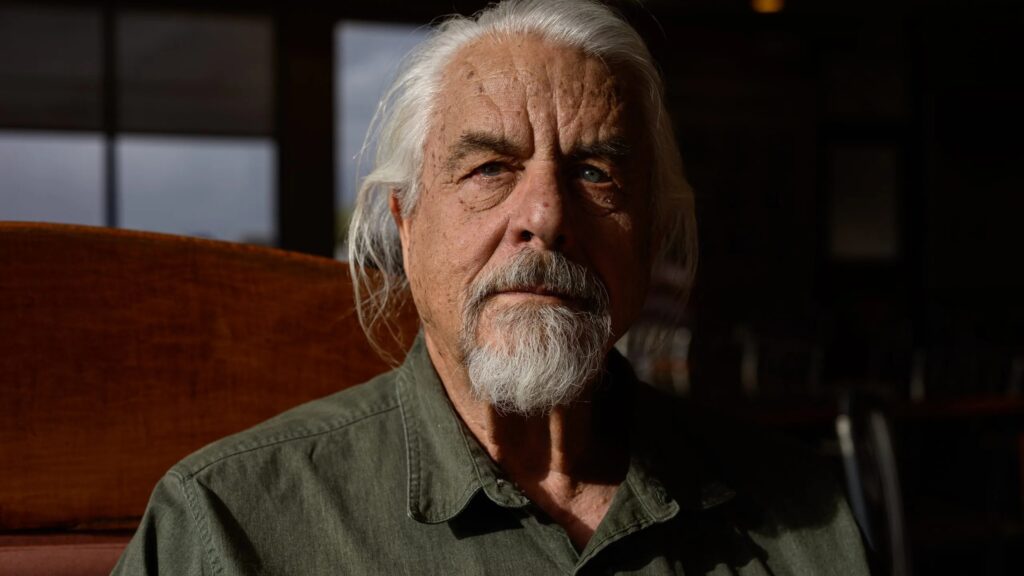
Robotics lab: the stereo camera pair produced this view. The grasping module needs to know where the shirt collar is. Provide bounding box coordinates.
[396,334,735,526]
[397,335,528,524]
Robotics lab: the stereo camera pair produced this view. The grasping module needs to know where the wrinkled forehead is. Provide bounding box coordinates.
[442,35,615,95]
[430,35,642,151]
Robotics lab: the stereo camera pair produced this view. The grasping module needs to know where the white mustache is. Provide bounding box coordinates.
[465,250,609,315]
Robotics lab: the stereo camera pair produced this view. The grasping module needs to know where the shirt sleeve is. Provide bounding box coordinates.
[110,471,210,576]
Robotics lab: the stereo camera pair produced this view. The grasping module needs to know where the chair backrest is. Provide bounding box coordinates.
[0,222,416,534]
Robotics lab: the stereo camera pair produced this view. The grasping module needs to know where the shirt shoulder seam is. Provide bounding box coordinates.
[170,468,224,576]
[177,399,401,479]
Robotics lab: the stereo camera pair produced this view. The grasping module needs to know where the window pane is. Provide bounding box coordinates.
[118,12,273,135]
[335,21,427,252]
[0,5,101,129]
[0,130,104,226]
[118,135,275,245]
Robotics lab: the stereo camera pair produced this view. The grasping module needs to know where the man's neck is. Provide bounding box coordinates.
[423,332,630,550]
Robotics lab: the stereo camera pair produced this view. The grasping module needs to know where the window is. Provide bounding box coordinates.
[0,4,276,246]
[118,135,274,243]
[0,131,104,226]
[334,21,428,256]
[0,5,101,130]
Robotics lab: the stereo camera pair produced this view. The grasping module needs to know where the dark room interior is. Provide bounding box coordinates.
[1,0,1022,574]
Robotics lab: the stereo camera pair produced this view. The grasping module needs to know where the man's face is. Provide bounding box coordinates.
[395,36,653,402]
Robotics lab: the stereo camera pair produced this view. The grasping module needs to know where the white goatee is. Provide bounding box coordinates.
[459,250,612,416]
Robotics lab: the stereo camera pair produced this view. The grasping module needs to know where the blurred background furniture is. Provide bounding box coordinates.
[837,390,911,576]
[0,222,415,575]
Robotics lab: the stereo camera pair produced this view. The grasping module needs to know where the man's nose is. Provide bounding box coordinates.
[508,163,569,251]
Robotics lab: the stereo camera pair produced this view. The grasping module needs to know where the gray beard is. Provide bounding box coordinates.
[459,250,612,416]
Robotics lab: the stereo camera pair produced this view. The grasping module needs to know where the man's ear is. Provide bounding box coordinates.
[389,190,411,257]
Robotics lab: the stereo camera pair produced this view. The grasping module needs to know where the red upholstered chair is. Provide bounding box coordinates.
[0,222,415,575]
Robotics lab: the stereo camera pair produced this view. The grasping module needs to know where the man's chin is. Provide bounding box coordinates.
[472,299,582,344]
[463,313,611,415]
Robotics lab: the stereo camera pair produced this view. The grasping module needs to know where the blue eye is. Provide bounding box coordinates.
[578,165,610,183]
[476,162,505,177]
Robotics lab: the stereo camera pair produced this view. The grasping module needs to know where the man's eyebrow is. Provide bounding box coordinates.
[567,137,632,162]
[446,132,527,170]
[445,133,632,169]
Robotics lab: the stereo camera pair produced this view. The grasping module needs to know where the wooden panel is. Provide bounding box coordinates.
[0,222,416,531]
[0,534,129,576]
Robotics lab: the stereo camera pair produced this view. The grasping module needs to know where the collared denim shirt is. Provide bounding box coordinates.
[113,337,870,575]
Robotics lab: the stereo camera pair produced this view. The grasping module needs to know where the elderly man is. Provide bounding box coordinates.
[115,0,869,574]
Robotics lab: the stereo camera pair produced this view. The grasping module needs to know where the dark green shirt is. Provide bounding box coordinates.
[113,337,869,575]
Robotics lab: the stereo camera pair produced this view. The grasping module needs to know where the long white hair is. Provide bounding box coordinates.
[347,0,696,360]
